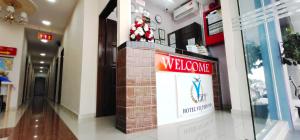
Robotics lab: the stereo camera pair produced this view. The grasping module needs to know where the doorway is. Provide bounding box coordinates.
[57,49,64,104]
[34,77,46,97]
[96,0,117,117]
[22,56,29,103]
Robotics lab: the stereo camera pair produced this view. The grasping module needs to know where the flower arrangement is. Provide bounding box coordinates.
[130,18,154,42]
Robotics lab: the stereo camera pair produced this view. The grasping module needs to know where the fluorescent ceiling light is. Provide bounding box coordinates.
[40,67,44,69]
[40,53,46,56]
[40,61,45,64]
[47,0,56,3]
[41,39,48,43]
[42,20,51,26]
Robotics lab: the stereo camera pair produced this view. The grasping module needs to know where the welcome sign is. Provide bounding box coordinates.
[156,52,214,119]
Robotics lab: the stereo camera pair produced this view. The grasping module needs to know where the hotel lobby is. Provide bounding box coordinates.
[0,0,300,140]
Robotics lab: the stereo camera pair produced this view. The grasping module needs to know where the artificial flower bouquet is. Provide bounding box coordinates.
[130,18,154,42]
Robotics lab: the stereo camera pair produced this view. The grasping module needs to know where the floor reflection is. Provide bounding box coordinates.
[51,102,254,140]
[6,96,77,140]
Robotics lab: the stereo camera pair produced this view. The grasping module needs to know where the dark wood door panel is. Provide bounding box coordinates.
[97,18,117,117]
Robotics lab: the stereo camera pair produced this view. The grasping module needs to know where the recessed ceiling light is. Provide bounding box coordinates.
[40,70,43,73]
[47,0,56,3]
[42,20,51,26]
[41,39,48,43]
[40,67,44,69]
[40,61,45,64]
[40,53,46,56]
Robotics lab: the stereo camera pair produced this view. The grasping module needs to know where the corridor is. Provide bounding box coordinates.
[0,97,77,140]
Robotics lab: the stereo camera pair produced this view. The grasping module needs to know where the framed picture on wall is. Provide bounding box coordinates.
[158,29,165,40]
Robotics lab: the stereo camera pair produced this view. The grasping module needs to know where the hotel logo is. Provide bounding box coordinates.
[191,77,206,103]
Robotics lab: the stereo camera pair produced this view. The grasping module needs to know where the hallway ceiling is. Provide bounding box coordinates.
[26,28,62,72]
[28,0,78,33]
[25,0,77,73]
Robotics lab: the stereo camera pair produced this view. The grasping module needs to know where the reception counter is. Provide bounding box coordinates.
[116,42,221,133]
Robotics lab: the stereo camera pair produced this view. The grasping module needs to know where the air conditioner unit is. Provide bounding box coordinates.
[173,0,199,21]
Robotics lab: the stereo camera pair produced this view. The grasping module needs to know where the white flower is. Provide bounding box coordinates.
[134,29,139,35]
[131,26,136,31]
[130,34,136,39]
[137,27,145,36]
[136,18,143,24]
[144,24,149,31]
[140,38,146,42]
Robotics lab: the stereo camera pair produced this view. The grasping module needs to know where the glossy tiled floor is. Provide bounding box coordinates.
[51,103,255,140]
[0,96,77,140]
[0,96,256,140]
[285,130,300,140]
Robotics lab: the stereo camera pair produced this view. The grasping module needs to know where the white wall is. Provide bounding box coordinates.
[0,22,26,109]
[138,0,203,46]
[61,0,84,115]
[141,1,175,46]
[117,0,131,46]
[61,0,113,117]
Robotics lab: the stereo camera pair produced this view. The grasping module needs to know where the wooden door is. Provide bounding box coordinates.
[97,19,117,116]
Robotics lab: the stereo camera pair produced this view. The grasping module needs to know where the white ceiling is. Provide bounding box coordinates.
[148,0,190,12]
[28,0,78,33]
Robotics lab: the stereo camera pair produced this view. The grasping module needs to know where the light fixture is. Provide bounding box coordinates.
[42,20,51,26]
[0,3,29,24]
[40,61,45,64]
[47,0,57,3]
[40,70,43,73]
[34,135,38,138]
[41,39,48,43]
[35,119,39,122]
[40,53,46,56]
[40,67,44,69]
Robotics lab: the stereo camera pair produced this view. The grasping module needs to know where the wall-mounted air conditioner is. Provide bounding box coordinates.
[173,0,198,21]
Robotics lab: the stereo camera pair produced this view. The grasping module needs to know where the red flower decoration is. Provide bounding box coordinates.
[130,18,154,42]
[130,29,135,34]
[136,35,141,41]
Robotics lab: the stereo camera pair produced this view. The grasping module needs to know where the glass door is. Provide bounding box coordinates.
[236,0,292,139]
